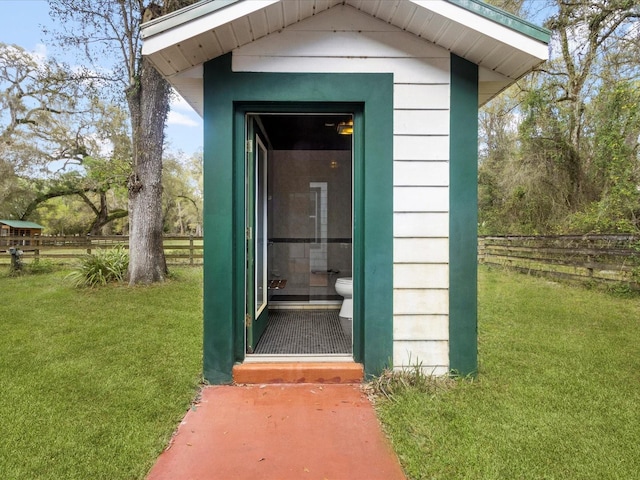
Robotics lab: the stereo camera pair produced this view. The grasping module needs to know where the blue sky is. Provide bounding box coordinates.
[0,0,203,155]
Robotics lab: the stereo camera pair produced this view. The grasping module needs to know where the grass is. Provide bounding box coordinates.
[376,266,640,480]
[0,267,203,480]
[3,265,639,479]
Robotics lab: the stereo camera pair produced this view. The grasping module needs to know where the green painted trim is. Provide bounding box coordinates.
[449,53,479,377]
[202,61,236,384]
[445,0,550,43]
[232,108,247,363]
[202,53,393,383]
[351,109,365,365]
[141,0,240,38]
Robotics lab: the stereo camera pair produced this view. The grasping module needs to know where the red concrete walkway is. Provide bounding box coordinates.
[146,384,406,480]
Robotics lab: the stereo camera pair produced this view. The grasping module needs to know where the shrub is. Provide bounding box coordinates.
[67,246,129,287]
[28,259,57,275]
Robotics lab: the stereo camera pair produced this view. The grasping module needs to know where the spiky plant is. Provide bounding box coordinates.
[67,246,129,287]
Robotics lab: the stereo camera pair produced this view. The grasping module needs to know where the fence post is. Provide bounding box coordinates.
[86,235,91,255]
[34,235,40,262]
[189,234,194,265]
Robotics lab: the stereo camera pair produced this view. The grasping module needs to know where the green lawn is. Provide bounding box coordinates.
[2,266,639,479]
[0,268,203,480]
[377,266,640,479]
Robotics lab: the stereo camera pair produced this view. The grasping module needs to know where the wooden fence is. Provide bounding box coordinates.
[479,234,640,289]
[0,235,203,267]
[4,234,640,288]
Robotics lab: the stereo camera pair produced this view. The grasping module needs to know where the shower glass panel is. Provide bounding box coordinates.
[264,113,353,303]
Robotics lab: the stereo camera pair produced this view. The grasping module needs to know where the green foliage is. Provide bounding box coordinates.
[567,202,638,234]
[566,82,640,233]
[479,83,579,235]
[480,76,640,235]
[66,245,129,287]
[478,2,640,236]
[162,151,203,235]
[28,259,57,275]
[605,281,635,298]
[35,195,95,235]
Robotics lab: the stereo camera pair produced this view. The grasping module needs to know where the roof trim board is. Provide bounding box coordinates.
[445,0,550,43]
[141,0,550,109]
[412,0,549,59]
[141,0,550,44]
[142,0,279,55]
[142,0,241,38]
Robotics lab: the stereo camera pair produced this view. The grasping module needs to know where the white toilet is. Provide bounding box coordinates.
[335,277,353,336]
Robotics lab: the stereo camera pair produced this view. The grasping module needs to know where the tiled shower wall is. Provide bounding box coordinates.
[268,149,352,297]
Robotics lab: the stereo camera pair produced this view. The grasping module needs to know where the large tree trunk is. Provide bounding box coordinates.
[126,56,170,284]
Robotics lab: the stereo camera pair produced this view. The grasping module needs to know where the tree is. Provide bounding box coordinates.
[0,42,132,234]
[162,150,203,235]
[570,81,640,232]
[478,88,520,233]
[0,42,87,175]
[47,0,198,284]
[478,0,640,234]
[542,0,640,207]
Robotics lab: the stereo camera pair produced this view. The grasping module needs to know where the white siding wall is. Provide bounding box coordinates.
[233,4,450,375]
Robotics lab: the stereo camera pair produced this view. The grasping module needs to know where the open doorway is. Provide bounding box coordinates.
[245,113,354,357]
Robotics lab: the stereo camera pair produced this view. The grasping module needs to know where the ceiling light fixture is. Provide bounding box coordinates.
[337,119,353,135]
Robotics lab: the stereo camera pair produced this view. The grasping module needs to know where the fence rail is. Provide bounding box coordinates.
[4,234,640,287]
[479,234,640,289]
[0,235,203,266]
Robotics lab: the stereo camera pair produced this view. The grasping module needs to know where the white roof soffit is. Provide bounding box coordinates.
[142,0,550,114]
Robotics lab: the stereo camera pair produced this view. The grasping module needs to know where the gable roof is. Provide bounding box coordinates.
[141,0,550,112]
[0,220,44,229]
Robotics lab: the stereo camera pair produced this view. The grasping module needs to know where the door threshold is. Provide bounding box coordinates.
[233,360,363,384]
[244,354,354,363]
[268,302,341,310]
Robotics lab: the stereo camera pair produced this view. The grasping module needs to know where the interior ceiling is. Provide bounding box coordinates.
[258,114,353,151]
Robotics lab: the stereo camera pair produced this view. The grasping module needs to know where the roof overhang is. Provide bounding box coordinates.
[0,220,44,229]
[142,0,550,115]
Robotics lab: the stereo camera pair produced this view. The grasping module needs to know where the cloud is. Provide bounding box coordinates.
[33,43,48,61]
[167,110,199,127]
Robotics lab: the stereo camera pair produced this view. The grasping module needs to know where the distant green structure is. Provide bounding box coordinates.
[0,220,44,245]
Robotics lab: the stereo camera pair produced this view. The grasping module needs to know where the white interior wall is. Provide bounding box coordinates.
[233,4,450,374]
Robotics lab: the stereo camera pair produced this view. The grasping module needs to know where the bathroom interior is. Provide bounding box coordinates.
[248,112,354,356]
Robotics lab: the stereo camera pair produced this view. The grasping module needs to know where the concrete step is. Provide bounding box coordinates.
[232,362,364,384]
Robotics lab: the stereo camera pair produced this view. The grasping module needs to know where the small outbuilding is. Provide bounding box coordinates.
[142,0,549,384]
[0,220,44,245]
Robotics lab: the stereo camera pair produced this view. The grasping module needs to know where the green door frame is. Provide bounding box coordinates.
[202,54,393,384]
[241,106,360,356]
